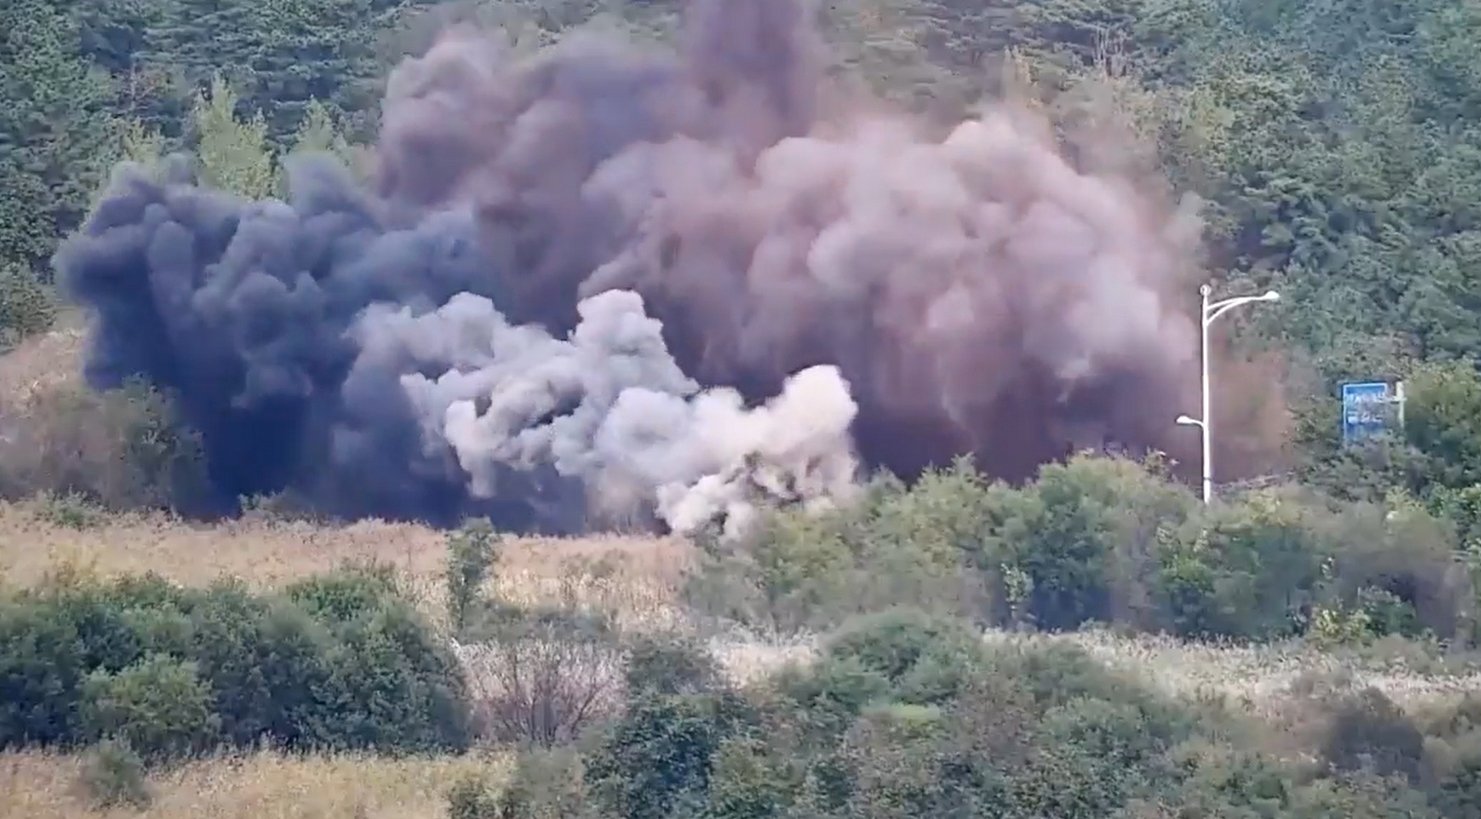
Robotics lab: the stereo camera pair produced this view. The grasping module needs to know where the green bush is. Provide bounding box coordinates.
[1159,489,1327,640]
[0,263,55,350]
[686,461,994,632]
[1320,687,1426,781]
[446,518,498,635]
[495,748,592,819]
[80,738,152,810]
[307,597,473,752]
[0,378,210,514]
[1321,501,1475,641]
[585,643,753,819]
[183,580,332,746]
[80,654,221,761]
[446,773,501,819]
[285,563,402,624]
[623,632,721,698]
[0,570,471,754]
[0,594,88,746]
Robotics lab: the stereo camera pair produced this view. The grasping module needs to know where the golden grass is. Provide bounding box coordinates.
[0,499,692,631]
[0,748,507,819]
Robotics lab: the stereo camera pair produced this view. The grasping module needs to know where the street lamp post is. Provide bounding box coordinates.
[1176,284,1279,504]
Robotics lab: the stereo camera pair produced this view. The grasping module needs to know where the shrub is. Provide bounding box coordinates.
[623,632,721,698]
[0,263,55,350]
[837,703,955,816]
[0,570,472,755]
[686,461,994,632]
[311,599,473,752]
[704,736,801,819]
[80,738,152,810]
[447,518,498,635]
[984,454,1198,632]
[286,563,402,624]
[80,654,221,761]
[1158,488,1326,640]
[586,689,750,819]
[0,595,88,746]
[185,580,332,747]
[446,773,501,819]
[0,378,210,513]
[1320,500,1474,641]
[823,608,981,686]
[496,748,592,819]
[458,606,623,747]
[1320,687,1426,781]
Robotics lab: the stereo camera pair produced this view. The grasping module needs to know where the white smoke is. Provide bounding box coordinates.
[351,288,859,536]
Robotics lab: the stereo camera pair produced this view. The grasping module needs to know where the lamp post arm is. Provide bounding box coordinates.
[1205,296,1266,326]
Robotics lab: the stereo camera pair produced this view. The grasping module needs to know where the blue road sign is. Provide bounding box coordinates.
[1342,381,1392,443]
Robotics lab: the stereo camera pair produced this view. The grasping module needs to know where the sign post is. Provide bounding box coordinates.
[1341,381,1405,444]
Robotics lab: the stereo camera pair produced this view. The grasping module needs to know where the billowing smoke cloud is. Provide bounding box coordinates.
[55,0,1213,535]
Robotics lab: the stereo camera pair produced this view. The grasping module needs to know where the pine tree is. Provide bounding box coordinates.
[0,0,119,280]
[191,75,275,199]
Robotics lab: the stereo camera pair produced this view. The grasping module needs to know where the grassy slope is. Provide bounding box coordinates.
[5,325,1481,816]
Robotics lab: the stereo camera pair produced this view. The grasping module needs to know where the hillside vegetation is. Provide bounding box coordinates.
[8,0,1481,817]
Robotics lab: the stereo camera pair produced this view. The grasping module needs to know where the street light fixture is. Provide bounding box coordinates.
[1178,284,1279,504]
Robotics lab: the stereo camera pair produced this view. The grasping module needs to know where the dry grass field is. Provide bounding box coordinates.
[0,498,693,633]
[0,748,506,819]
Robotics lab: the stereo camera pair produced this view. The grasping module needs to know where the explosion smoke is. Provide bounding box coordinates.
[54,0,1210,535]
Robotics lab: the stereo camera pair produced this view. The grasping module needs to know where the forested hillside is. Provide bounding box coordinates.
[6,0,1481,491]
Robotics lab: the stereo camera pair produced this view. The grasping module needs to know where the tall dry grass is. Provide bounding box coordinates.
[0,749,506,819]
[0,499,691,632]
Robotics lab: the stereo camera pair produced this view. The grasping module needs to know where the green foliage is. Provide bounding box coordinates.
[1407,362,1481,492]
[494,748,592,819]
[453,611,1481,817]
[284,97,359,180]
[985,454,1197,631]
[80,738,153,810]
[0,569,471,754]
[80,654,222,761]
[0,0,119,280]
[585,644,752,819]
[286,562,402,623]
[689,458,1007,631]
[446,774,501,819]
[0,378,211,514]
[1319,687,1426,781]
[191,75,275,198]
[623,632,721,699]
[1159,489,1326,640]
[446,518,498,635]
[0,265,56,350]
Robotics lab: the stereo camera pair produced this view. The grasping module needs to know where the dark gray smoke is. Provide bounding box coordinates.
[55,0,1207,534]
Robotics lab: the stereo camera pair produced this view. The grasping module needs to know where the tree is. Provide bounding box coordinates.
[191,75,275,198]
[0,0,119,280]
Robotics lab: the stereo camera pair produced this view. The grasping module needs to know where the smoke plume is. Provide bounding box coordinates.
[55,0,1217,535]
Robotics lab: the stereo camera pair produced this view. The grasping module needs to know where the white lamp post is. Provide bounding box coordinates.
[1176,284,1279,504]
